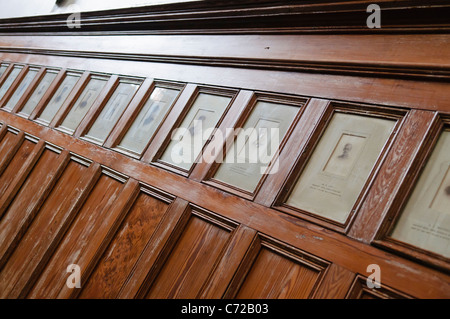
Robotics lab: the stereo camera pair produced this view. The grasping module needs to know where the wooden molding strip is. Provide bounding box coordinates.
[1,47,449,82]
[0,0,448,34]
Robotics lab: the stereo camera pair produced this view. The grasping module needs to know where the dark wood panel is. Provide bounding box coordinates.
[79,189,171,299]
[26,171,126,298]
[1,111,448,299]
[0,158,97,298]
[145,212,233,299]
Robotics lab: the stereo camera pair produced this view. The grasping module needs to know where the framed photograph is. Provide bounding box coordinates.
[117,86,181,155]
[211,100,301,194]
[58,75,109,134]
[3,67,40,111]
[282,110,397,226]
[84,79,140,144]
[158,92,232,172]
[37,71,81,124]
[0,65,23,101]
[389,129,450,260]
[19,69,58,117]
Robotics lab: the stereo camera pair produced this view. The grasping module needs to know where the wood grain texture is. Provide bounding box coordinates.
[235,247,320,299]
[0,148,68,271]
[313,263,355,299]
[26,172,126,298]
[1,111,448,299]
[145,213,233,299]
[78,189,170,299]
[0,159,97,298]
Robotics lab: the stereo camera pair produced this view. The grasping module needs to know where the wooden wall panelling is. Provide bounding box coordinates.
[0,136,45,218]
[117,198,190,299]
[0,145,70,270]
[1,110,448,298]
[199,225,258,299]
[10,67,45,114]
[0,127,24,176]
[72,75,119,138]
[189,89,254,182]
[28,68,66,120]
[0,160,101,298]
[48,71,91,128]
[312,263,356,299]
[346,275,413,299]
[0,64,28,108]
[349,109,439,243]
[141,83,197,163]
[25,171,137,299]
[143,206,239,299]
[223,235,329,299]
[254,98,330,207]
[78,184,174,299]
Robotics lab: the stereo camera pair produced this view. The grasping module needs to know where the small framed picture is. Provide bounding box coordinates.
[277,104,402,231]
[157,90,234,173]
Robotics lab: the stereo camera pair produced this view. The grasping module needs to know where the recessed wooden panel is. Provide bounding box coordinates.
[229,238,328,299]
[79,189,171,299]
[145,213,233,299]
[0,158,92,298]
[0,137,35,198]
[27,171,125,298]
[235,248,321,299]
[346,275,413,299]
[0,147,63,269]
[0,129,21,172]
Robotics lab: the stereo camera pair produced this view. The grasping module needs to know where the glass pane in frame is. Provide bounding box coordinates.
[285,112,396,224]
[0,65,22,101]
[159,93,232,171]
[118,86,180,155]
[390,129,450,258]
[20,69,58,116]
[58,76,109,133]
[3,68,39,111]
[84,81,140,144]
[213,101,300,193]
[37,72,81,124]
[0,64,8,78]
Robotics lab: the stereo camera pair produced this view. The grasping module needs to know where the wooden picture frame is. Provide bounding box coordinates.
[374,115,450,273]
[55,73,111,135]
[80,76,143,145]
[202,93,307,200]
[110,80,184,159]
[16,67,60,118]
[33,70,83,126]
[151,86,237,177]
[273,102,405,233]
